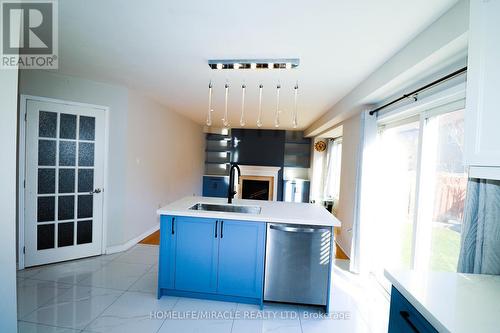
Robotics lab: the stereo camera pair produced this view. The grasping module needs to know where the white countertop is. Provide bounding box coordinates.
[157,196,341,227]
[385,269,500,333]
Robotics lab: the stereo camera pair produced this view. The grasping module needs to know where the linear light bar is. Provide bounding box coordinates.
[208,59,300,70]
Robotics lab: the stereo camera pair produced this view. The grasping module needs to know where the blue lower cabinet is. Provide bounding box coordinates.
[158,215,266,306]
[202,176,229,198]
[388,286,438,333]
[173,217,218,293]
[157,215,175,295]
[217,220,266,299]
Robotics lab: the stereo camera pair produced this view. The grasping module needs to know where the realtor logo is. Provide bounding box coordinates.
[1,0,58,69]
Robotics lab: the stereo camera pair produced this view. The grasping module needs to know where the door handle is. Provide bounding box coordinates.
[220,221,224,238]
[399,311,420,333]
[171,217,175,235]
[269,224,330,233]
[89,188,102,194]
[215,220,218,238]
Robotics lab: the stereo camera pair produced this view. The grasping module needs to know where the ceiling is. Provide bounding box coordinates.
[55,0,458,130]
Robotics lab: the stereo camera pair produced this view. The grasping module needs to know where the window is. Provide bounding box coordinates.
[376,120,419,273]
[373,105,466,284]
[419,109,466,271]
[324,138,342,201]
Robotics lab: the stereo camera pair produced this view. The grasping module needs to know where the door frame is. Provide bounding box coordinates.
[18,95,110,269]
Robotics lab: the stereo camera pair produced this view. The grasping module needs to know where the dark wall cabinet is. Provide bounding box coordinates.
[202,176,229,198]
[284,131,311,168]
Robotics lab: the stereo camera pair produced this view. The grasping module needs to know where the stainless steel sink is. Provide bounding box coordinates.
[189,203,262,214]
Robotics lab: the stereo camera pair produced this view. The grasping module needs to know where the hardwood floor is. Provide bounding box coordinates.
[139,230,160,245]
[139,229,350,260]
[335,243,349,260]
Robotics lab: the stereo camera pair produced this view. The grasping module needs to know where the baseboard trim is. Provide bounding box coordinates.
[105,223,160,254]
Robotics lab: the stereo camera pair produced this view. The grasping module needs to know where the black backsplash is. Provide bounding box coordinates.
[231,129,285,166]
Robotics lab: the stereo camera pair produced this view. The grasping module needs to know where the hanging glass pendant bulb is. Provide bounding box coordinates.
[222,83,230,128]
[293,82,299,128]
[257,84,263,128]
[206,81,213,126]
[274,84,281,128]
[240,84,246,127]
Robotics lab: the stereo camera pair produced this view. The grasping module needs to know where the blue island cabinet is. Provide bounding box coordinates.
[157,215,266,307]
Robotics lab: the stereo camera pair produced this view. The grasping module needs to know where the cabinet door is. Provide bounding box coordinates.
[202,176,229,198]
[158,215,176,292]
[465,0,500,168]
[388,287,438,333]
[174,217,219,293]
[217,220,266,298]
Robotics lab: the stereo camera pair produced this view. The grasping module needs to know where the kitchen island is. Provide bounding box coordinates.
[385,269,500,333]
[156,196,341,311]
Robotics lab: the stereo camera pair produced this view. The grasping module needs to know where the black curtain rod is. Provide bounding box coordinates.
[368,66,467,116]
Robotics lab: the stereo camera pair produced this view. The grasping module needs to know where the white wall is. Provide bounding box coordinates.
[18,70,204,249]
[124,91,204,243]
[0,69,19,331]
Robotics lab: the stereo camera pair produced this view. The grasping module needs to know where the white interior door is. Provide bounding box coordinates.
[24,99,105,267]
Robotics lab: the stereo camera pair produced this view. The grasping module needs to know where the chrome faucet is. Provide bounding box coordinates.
[227,162,241,204]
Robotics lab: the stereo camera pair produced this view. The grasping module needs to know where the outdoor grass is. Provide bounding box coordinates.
[400,223,460,272]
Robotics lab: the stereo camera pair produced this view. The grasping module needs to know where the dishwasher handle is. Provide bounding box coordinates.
[269,224,330,233]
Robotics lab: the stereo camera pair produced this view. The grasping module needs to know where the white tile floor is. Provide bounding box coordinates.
[16,244,390,333]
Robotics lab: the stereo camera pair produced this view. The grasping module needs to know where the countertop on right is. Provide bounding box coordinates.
[385,269,500,333]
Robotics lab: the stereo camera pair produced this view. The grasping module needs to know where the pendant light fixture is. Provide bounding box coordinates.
[293,82,299,128]
[206,80,300,128]
[206,81,213,126]
[274,84,281,128]
[257,84,263,128]
[208,58,300,70]
[240,84,246,126]
[222,83,229,128]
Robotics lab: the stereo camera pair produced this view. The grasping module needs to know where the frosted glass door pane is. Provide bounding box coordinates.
[38,169,55,194]
[77,195,93,218]
[78,169,93,193]
[60,114,77,139]
[38,140,56,166]
[77,220,92,244]
[59,141,76,166]
[79,116,95,140]
[37,224,55,250]
[78,142,94,166]
[37,196,55,222]
[58,195,75,220]
[58,169,75,193]
[39,111,57,138]
[58,222,74,247]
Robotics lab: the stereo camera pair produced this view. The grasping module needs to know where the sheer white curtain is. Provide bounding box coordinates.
[350,111,379,274]
[323,138,342,200]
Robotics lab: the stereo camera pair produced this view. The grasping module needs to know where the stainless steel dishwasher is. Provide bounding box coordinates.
[264,223,332,306]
